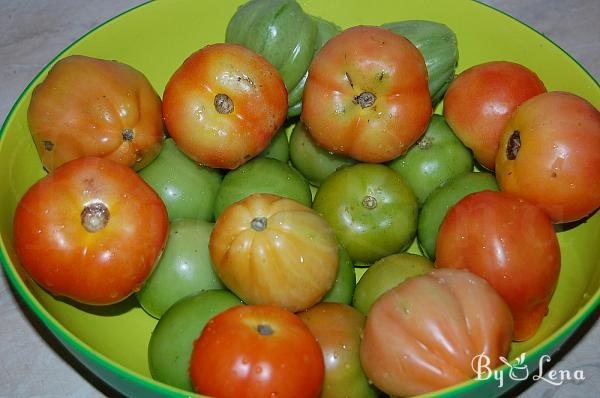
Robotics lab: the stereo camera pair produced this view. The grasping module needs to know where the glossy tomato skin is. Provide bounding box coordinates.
[360,269,513,397]
[27,55,164,171]
[136,219,225,318]
[352,252,434,315]
[210,193,339,312]
[189,304,324,398]
[312,163,418,263]
[148,289,243,391]
[387,114,474,207]
[13,157,168,305]
[443,61,546,170]
[213,157,312,219]
[138,138,222,221]
[162,43,288,169]
[495,91,600,223]
[435,190,560,341]
[301,25,432,163]
[298,303,379,398]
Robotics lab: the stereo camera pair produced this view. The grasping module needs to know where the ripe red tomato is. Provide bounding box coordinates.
[495,91,600,223]
[189,304,324,398]
[27,55,164,171]
[301,25,432,163]
[360,268,513,397]
[435,190,560,341]
[13,157,168,305]
[443,61,546,170]
[162,43,288,169]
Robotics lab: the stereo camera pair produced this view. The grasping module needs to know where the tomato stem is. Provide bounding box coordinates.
[81,202,110,232]
[251,216,267,231]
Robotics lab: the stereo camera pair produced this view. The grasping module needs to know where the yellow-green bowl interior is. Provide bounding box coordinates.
[1,1,600,397]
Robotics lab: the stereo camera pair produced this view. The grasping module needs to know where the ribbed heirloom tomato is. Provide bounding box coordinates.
[13,157,169,305]
[162,43,288,169]
[209,193,339,312]
[301,25,432,163]
[27,55,165,171]
[189,304,325,398]
[360,268,513,397]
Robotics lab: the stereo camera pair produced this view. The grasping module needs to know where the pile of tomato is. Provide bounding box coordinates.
[11,0,600,397]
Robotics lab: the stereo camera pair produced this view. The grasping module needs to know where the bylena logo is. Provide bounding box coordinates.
[471,353,586,388]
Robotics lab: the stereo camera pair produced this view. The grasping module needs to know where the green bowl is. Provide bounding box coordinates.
[1,1,599,397]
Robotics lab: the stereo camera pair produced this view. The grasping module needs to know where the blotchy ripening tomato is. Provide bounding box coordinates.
[298,303,378,398]
[189,304,324,398]
[360,268,513,397]
[210,193,339,312]
[27,55,165,171]
[495,91,600,223]
[163,43,288,169]
[301,25,432,163]
[13,157,168,305]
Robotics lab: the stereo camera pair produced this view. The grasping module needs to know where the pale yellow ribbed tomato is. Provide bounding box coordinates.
[209,193,339,312]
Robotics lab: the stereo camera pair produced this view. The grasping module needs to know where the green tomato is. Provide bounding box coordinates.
[289,120,356,186]
[225,0,317,90]
[313,163,418,263]
[387,114,474,207]
[321,244,355,304]
[418,171,499,260]
[257,125,290,163]
[136,218,225,318]
[287,15,342,116]
[352,253,433,315]
[138,138,222,221]
[148,290,243,391]
[214,157,312,218]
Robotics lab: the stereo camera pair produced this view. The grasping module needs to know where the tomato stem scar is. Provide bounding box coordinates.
[506,131,521,160]
[122,128,134,141]
[251,216,267,231]
[214,93,234,114]
[354,91,377,108]
[362,195,378,209]
[257,324,274,336]
[81,202,110,232]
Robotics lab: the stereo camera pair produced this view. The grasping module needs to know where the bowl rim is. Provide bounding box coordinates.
[1,0,600,397]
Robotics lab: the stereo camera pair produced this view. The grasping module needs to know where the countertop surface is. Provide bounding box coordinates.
[1,1,599,397]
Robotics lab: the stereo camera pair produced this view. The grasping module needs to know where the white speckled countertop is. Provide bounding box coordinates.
[1,1,599,397]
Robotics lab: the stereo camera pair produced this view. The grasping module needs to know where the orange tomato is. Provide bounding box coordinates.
[301,25,432,163]
[495,91,600,223]
[209,193,339,312]
[162,43,288,169]
[13,157,168,305]
[360,268,513,397]
[443,61,546,170]
[27,55,164,171]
